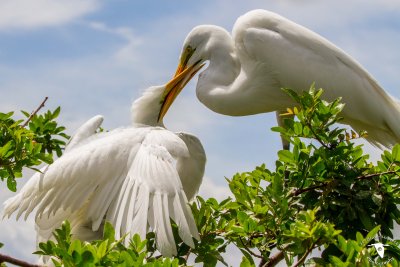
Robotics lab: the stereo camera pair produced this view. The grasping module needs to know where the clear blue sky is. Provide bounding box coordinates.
[1,0,399,264]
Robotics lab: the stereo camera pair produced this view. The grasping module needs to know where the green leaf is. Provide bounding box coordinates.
[293,122,303,135]
[53,107,61,119]
[364,226,381,247]
[96,241,108,259]
[393,144,400,162]
[7,177,17,192]
[0,141,13,157]
[103,222,115,242]
[81,250,95,263]
[240,254,255,267]
[278,150,294,163]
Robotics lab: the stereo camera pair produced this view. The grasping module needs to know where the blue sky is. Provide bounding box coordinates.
[1,0,400,265]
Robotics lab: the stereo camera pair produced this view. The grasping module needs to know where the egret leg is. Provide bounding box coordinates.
[276,111,293,150]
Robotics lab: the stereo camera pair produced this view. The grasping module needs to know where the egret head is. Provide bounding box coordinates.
[160,26,231,122]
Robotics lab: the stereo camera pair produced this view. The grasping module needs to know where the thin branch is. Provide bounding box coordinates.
[304,118,330,150]
[238,236,263,259]
[293,170,399,197]
[21,97,48,128]
[292,242,318,267]
[356,171,398,181]
[259,250,285,267]
[293,183,326,196]
[0,253,42,267]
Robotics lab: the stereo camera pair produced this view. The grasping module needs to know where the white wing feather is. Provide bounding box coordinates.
[107,128,199,257]
[65,115,104,152]
[3,127,148,229]
[3,126,201,257]
[176,132,206,201]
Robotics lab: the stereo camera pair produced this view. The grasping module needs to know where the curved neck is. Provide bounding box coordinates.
[195,28,243,114]
[203,28,240,87]
[131,86,165,127]
[195,27,288,115]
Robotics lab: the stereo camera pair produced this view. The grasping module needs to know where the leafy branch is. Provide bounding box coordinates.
[0,99,69,191]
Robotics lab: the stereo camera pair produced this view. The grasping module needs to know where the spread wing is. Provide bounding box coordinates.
[106,129,199,257]
[2,127,147,225]
[3,125,201,257]
[3,115,107,221]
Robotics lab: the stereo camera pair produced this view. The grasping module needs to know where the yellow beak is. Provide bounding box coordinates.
[158,62,205,122]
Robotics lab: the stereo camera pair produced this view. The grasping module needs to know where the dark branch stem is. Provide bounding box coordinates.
[238,236,263,259]
[259,249,285,267]
[304,118,330,150]
[292,242,318,267]
[21,97,48,128]
[356,171,397,180]
[293,171,399,197]
[293,183,327,196]
[0,253,42,267]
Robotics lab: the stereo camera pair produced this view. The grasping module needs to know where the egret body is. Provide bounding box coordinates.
[169,9,400,148]
[3,65,206,257]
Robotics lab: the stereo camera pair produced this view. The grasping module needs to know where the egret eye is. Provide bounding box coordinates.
[182,45,196,66]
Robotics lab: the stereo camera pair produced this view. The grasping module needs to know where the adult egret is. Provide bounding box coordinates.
[3,64,206,257]
[168,9,400,148]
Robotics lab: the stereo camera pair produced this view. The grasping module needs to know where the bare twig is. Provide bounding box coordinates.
[0,253,42,267]
[21,97,48,128]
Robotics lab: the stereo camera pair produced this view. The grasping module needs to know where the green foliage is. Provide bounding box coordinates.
[6,87,400,266]
[35,221,180,267]
[0,107,69,191]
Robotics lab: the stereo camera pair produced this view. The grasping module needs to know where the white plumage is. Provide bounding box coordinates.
[170,9,400,148]
[3,82,206,257]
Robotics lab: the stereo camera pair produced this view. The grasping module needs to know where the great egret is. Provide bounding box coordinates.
[168,9,400,148]
[3,64,206,257]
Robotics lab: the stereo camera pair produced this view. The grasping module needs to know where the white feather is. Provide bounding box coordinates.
[3,85,206,258]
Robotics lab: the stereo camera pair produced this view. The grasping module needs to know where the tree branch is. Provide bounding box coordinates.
[238,236,263,259]
[21,97,48,128]
[259,249,285,267]
[356,171,398,181]
[0,253,42,267]
[292,241,318,267]
[293,183,326,196]
[293,171,399,197]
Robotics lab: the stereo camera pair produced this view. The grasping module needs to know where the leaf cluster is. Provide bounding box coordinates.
[35,221,180,267]
[0,107,69,191]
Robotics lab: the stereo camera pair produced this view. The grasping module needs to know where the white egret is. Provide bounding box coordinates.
[3,64,206,257]
[169,9,400,148]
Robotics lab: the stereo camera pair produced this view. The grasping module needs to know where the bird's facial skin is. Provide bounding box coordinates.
[174,45,197,76]
[158,61,205,122]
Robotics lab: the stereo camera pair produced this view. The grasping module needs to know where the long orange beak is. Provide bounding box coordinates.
[157,62,205,122]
